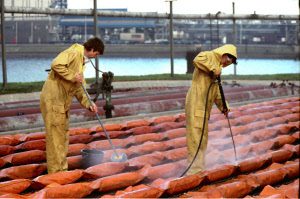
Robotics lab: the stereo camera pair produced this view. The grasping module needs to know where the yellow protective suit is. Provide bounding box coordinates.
[40,44,91,174]
[185,44,237,175]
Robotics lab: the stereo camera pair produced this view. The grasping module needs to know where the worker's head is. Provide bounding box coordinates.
[221,53,237,67]
[213,44,237,67]
[84,37,105,58]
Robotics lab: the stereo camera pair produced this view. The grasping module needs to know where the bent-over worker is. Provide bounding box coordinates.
[40,37,105,173]
[185,44,237,175]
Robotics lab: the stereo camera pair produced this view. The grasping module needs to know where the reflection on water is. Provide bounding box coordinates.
[0,57,299,83]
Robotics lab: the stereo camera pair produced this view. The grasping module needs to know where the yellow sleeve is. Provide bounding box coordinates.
[74,81,91,109]
[51,51,77,82]
[214,86,230,113]
[193,52,221,76]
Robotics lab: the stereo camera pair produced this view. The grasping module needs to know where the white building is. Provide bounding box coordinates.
[5,0,52,9]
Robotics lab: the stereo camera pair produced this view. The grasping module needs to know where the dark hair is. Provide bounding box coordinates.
[226,53,237,64]
[83,37,105,55]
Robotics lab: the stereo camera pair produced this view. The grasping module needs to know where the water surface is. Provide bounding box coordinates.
[0,58,299,82]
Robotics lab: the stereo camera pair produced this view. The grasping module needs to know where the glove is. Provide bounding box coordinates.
[209,71,214,79]
[209,69,221,79]
[222,107,230,117]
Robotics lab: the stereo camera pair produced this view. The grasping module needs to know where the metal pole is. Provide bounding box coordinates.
[169,0,174,77]
[285,20,288,45]
[216,11,221,47]
[217,18,219,47]
[15,21,18,43]
[11,0,14,17]
[232,2,237,76]
[297,8,300,45]
[30,21,33,43]
[1,0,8,90]
[297,18,300,45]
[84,15,87,41]
[209,13,212,49]
[93,0,99,84]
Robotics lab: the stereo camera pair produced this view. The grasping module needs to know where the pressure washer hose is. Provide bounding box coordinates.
[89,59,105,74]
[180,77,237,177]
[180,81,214,177]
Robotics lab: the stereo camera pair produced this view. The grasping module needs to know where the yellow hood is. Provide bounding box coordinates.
[212,44,237,59]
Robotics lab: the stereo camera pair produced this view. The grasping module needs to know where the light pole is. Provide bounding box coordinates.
[84,15,87,41]
[232,2,237,76]
[93,0,99,83]
[165,0,176,77]
[1,0,7,90]
[209,13,212,49]
[215,11,221,47]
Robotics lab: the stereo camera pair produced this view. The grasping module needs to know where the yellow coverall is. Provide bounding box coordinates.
[40,44,91,173]
[185,44,237,175]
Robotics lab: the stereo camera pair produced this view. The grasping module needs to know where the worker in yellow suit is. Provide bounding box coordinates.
[40,37,105,173]
[185,44,237,175]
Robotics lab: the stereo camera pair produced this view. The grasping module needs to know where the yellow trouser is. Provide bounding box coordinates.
[186,116,209,175]
[40,99,69,174]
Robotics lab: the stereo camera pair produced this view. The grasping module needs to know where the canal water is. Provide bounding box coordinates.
[0,57,299,83]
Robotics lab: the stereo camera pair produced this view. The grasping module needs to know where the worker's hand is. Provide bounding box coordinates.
[215,69,221,76]
[89,103,98,113]
[223,108,230,117]
[73,73,83,83]
[209,69,221,79]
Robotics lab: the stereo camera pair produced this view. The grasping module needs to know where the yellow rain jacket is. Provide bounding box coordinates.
[185,44,237,175]
[40,44,91,173]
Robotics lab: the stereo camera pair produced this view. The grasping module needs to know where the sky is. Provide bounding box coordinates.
[68,0,299,15]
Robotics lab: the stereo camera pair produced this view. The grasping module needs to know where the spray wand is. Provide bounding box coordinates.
[81,83,127,162]
[216,76,237,161]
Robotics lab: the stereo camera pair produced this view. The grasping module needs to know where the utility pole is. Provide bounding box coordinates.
[93,0,99,84]
[209,13,212,49]
[1,0,7,90]
[166,0,176,77]
[84,16,87,41]
[232,2,237,76]
[216,11,221,47]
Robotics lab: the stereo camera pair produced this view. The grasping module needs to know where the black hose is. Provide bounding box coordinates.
[89,59,105,74]
[88,59,105,102]
[180,81,215,177]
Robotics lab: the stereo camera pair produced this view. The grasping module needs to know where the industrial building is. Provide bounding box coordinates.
[1,0,298,46]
